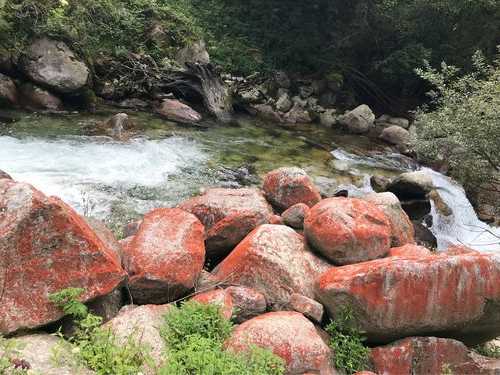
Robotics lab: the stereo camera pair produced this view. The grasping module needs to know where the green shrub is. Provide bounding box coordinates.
[325,306,370,375]
[160,301,285,375]
[414,50,500,188]
[49,288,151,375]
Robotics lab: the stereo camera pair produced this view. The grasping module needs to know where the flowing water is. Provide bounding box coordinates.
[1,109,498,251]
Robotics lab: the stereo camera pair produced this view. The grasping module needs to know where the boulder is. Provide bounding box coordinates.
[18,83,63,111]
[22,38,89,93]
[276,93,293,113]
[283,103,313,124]
[388,244,433,258]
[370,175,392,193]
[371,337,500,375]
[316,251,500,344]
[379,125,410,149]
[275,71,291,89]
[304,197,392,265]
[263,167,321,211]
[178,188,273,258]
[375,114,410,129]
[155,99,202,123]
[0,334,94,374]
[83,113,136,140]
[212,225,330,308]
[192,286,267,323]
[387,170,434,200]
[0,73,18,105]
[282,203,310,229]
[337,104,375,134]
[0,169,12,180]
[225,312,333,374]
[122,208,205,304]
[104,304,171,371]
[362,192,415,247]
[0,179,125,334]
[288,293,324,324]
[250,103,282,122]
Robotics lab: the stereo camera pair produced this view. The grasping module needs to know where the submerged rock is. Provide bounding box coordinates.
[123,208,205,304]
[0,179,125,334]
[179,188,273,259]
[316,251,500,344]
[371,337,500,375]
[225,311,333,374]
[155,99,202,123]
[22,38,89,94]
[337,104,375,134]
[304,197,392,265]
[263,167,321,211]
[212,225,330,308]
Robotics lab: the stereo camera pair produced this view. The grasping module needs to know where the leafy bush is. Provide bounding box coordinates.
[160,301,285,375]
[325,306,370,374]
[414,50,500,188]
[0,0,201,61]
[49,288,151,375]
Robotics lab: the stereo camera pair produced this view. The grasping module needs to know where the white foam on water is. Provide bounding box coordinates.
[0,135,207,216]
[424,168,500,253]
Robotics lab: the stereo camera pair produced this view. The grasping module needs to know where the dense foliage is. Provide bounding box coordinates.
[325,307,370,374]
[1,0,498,103]
[49,288,151,375]
[414,51,500,188]
[160,301,285,374]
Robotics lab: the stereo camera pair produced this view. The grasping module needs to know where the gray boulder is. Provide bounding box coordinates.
[376,114,410,129]
[338,104,375,134]
[0,73,18,105]
[387,170,434,200]
[22,38,90,94]
[319,109,337,127]
[0,334,94,374]
[18,83,63,110]
[380,125,411,149]
[283,103,312,124]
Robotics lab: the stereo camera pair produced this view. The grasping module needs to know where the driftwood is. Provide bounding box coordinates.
[94,54,233,122]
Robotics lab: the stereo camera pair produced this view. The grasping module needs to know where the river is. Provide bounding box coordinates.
[1,109,498,251]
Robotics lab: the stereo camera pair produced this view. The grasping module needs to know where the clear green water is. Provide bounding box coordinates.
[0,109,408,235]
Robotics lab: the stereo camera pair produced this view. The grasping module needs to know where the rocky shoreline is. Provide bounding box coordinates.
[1,166,500,374]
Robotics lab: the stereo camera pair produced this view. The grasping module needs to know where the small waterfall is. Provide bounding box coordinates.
[330,148,500,253]
[424,168,500,253]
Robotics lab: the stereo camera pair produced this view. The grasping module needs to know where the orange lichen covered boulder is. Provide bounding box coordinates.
[225,311,334,374]
[388,244,432,258]
[123,208,205,304]
[371,337,500,374]
[362,192,415,247]
[316,252,500,344]
[304,197,392,265]
[212,224,330,309]
[263,167,321,211]
[178,188,273,258]
[0,179,126,334]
